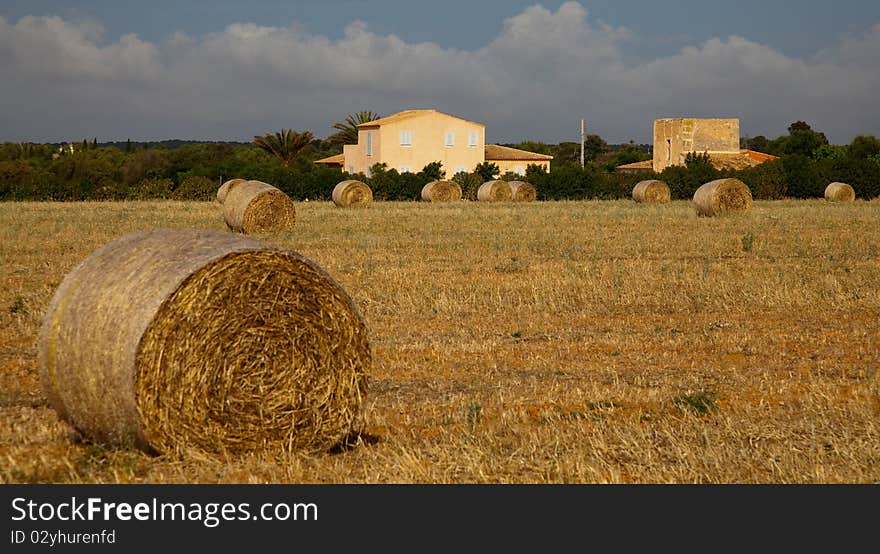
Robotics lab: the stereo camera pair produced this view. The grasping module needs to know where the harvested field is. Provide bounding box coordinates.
[1,199,878,483]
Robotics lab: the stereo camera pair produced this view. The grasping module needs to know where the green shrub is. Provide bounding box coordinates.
[452,171,483,201]
[172,175,217,201]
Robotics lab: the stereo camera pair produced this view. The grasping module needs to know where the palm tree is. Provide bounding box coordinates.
[253,129,314,166]
[329,111,380,145]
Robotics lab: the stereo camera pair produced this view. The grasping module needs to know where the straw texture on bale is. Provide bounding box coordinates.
[508,181,537,202]
[216,178,247,204]
[824,182,855,202]
[421,180,462,202]
[692,178,753,217]
[38,228,370,455]
[223,180,296,233]
[477,180,512,202]
[332,180,373,207]
[632,180,671,204]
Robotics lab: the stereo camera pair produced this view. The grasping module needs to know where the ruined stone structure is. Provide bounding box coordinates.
[652,118,741,172]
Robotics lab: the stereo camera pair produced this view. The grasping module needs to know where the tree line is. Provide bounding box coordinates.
[1,117,877,201]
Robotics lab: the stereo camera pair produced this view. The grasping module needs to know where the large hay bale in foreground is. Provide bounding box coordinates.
[421,180,462,202]
[632,180,670,204]
[508,181,537,202]
[223,180,296,233]
[216,178,247,204]
[825,182,855,202]
[332,180,373,207]
[477,180,512,202]
[692,178,753,217]
[38,228,370,455]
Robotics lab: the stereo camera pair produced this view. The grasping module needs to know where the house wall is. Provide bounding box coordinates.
[343,127,382,176]
[653,118,740,172]
[343,111,485,175]
[379,113,485,175]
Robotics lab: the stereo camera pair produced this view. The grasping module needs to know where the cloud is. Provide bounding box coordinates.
[0,2,878,143]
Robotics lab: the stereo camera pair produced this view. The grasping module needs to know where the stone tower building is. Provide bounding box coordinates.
[652,118,740,172]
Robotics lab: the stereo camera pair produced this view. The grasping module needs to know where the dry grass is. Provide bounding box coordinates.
[1,199,878,483]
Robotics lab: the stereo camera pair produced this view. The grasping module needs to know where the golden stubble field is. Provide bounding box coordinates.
[1,199,878,483]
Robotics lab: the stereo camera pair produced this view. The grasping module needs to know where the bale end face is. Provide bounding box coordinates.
[692,178,752,217]
[825,182,855,202]
[632,180,671,204]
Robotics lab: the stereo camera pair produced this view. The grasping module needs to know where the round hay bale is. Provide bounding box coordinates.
[421,180,462,202]
[692,178,753,217]
[508,181,537,202]
[476,180,512,202]
[824,182,855,202]
[632,180,671,204]
[38,228,370,455]
[332,180,373,207]
[216,178,246,204]
[223,180,296,233]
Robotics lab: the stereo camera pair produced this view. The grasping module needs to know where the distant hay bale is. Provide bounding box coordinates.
[332,180,373,207]
[692,178,753,217]
[38,228,370,455]
[421,180,462,202]
[632,180,670,204]
[216,178,246,204]
[825,182,855,202]
[476,180,512,202]
[508,181,537,202]
[223,180,296,233]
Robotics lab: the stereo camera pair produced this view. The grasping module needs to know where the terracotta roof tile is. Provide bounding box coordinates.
[314,153,344,164]
[484,144,553,161]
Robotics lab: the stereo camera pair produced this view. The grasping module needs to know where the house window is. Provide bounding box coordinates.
[445,131,455,147]
[365,166,372,178]
[514,166,525,175]
[366,131,373,157]
[400,166,412,173]
[348,165,355,174]
[665,139,671,162]
[468,131,478,147]
[399,130,412,146]
[454,165,467,175]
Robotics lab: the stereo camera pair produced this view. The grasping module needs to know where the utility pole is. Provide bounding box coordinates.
[580,118,585,168]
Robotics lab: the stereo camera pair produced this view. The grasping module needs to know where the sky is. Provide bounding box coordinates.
[1,0,879,144]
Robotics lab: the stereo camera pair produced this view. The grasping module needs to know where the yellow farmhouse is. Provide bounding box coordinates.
[315,109,552,177]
